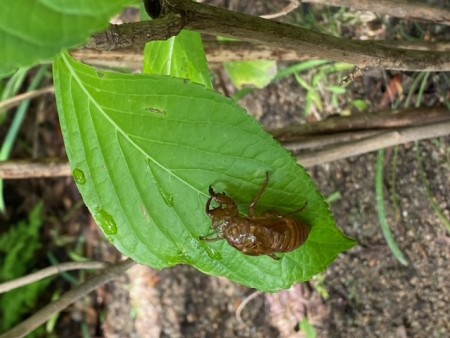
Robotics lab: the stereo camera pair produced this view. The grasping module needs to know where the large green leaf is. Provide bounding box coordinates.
[0,0,133,74]
[54,53,355,292]
[143,30,212,88]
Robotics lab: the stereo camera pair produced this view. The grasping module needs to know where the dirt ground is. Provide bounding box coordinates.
[1,1,449,338]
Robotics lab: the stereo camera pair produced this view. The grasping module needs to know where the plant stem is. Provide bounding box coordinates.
[375,149,408,266]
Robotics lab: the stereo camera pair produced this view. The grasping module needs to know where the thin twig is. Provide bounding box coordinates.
[297,121,450,167]
[0,258,136,338]
[0,86,54,115]
[72,40,450,68]
[0,261,109,294]
[284,130,384,152]
[271,106,450,142]
[261,0,300,19]
[235,291,262,326]
[0,158,71,179]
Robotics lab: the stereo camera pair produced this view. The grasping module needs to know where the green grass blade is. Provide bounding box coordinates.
[0,67,29,121]
[404,72,425,108]
[389,146,401,221]
[1,67,29,100]
[415,72,430,107]
[375,149,408,266]
[274,60,329,82]
[0,65,49,212]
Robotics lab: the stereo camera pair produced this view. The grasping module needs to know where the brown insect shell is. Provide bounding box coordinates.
[207,194,241,238]
[207,190,310,257]
[227,213,309,257]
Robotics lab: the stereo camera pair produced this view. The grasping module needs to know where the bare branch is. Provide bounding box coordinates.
[271,106,450,142]
[296,121,450,167]
[0,259,136,338]
[72,40,450,69]
[87,0,450,71]
[86,13,184,50]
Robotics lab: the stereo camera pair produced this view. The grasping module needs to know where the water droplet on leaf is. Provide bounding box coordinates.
[164,194,174,207]
[72,168,86,185]
[204,246,222,260]
[94,209,118,236]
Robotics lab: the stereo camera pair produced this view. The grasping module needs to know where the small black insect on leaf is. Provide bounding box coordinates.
[143,0,162,19]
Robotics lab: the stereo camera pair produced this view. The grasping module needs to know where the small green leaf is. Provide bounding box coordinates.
[300,319,317,338]
[143,30,212,88]
[224,61,277,89]
[351,99,370,112]
[294,73,313,91]
[274,60,329,82]
[327,86,347,95]
[0,0,134,74]
[54,53,355,291]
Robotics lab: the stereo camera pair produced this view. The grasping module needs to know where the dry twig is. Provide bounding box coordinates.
[271,106,450,142]
[0,86,54,115]
[72,40,450,68]
[261,0,301,19]
[0,158,71,179]
[0,259,136,338]
[0,261,109,294]
[296,121,450,167]
[235,291,262,326]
